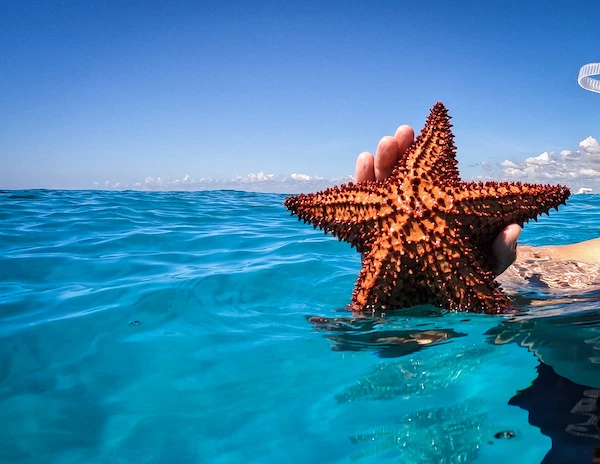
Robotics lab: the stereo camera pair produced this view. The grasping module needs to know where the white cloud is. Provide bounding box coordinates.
[579,136,600,154]
[291,173,324,181]
[93,172,354,193]
[560,149,574,158]
[500,160,519,169]
[578,168,600,177]
[246,172,275,182]
[492,136,600,191]
[524,151,552,166]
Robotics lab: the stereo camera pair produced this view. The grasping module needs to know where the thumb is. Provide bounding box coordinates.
[492,224,522,275]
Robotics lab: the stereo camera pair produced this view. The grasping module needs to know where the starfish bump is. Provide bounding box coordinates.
[284,102,570,314]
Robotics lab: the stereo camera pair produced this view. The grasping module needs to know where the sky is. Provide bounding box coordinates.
[1,0,599,192]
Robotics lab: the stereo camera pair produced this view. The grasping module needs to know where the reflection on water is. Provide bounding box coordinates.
[310,304,600,462]
[324,328,464,358]
[307,313,534,462]
[483,308,600,462]
[349,401,492,462]
[510,362,600,464]
[335,344,493,403]
[308,315,466,358]
[487,309,600,388]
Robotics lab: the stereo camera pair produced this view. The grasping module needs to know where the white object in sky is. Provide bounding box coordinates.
[578,63,600,93]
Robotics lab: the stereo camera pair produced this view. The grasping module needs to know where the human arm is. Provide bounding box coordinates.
[525,238,600,265]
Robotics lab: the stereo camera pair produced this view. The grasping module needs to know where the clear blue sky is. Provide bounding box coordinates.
[1,0,599,191]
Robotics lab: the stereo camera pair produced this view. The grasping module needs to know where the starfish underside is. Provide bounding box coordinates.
[284,103,570,314]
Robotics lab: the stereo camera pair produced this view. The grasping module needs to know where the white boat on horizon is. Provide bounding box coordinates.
[576,186,594,195]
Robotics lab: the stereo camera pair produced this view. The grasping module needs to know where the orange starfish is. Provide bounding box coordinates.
[284,102,570,314]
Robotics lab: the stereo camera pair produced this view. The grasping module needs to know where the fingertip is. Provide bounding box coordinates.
[502,224,522,251]
[355,151,375,182]
[492,224,522,275]
[374,136,398,181]
[394,125,415,153]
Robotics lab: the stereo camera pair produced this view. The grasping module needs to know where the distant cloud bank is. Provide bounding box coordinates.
[94,136,600,193]
[94,172,354,194]
[488,136,600,190]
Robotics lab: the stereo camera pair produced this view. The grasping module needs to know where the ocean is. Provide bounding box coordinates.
[1,189,600,464]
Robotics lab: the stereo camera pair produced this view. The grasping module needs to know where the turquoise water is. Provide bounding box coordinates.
[1,190,600,464]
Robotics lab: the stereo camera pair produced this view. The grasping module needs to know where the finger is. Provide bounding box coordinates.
[492,224,522,275]
[394,125,415,155]
[355,151,375,182]
[374,136,399,181]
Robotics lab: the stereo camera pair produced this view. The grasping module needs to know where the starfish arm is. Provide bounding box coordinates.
[351,228,510,314]
[391,102,460,184]
[349,223,450,311]
[349,235,401,311]
[452,181,570,234]
[284,182,397,249]
[435,235,512,314]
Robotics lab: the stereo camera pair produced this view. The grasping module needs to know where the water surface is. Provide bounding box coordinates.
[1,190,600,463]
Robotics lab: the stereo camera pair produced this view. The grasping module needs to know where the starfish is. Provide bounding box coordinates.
[284,102,570,314]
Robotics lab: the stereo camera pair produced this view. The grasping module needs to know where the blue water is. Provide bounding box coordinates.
[1,190,600,464]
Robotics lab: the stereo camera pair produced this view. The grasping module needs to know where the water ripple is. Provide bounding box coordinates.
[1,190,599,463]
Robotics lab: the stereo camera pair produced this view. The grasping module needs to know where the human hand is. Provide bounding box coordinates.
[354,125,520,276]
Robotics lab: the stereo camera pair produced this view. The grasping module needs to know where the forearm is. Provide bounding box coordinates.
[500,242,600,293]
[518,237,600,265]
